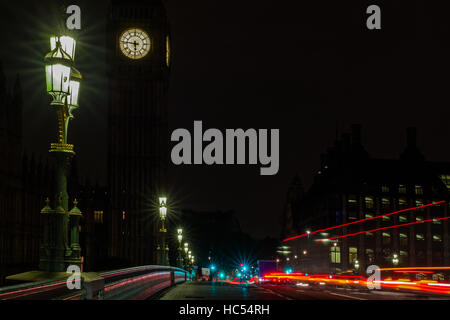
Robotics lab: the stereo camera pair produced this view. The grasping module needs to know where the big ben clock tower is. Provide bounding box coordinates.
[106,0,170,266]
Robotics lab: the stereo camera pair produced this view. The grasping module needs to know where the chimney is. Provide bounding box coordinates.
[351,124,362,146]
[406,127,417,148]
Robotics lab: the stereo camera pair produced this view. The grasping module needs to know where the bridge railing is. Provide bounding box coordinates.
[0,265,190,300]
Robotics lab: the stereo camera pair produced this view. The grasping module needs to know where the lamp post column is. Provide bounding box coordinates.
[177,229,183,268]
[158,197,169,266]
[40,36,82,272]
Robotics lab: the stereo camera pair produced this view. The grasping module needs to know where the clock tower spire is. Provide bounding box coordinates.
[106,0,170,267]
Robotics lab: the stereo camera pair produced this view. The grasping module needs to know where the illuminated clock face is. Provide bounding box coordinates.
[119,28,151,60]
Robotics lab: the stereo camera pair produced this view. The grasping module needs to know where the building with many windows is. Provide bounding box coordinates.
[281,125,450,274]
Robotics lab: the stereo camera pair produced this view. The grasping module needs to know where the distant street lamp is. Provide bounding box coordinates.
[157,197,169,266]
[333,242,338,274]
[392,254,399,266]
[183,242,189,270]
[40,34,83,272]
[177,228,183,268]
[354,260,360,271]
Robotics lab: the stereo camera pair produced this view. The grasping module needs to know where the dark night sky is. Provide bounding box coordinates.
[2,1,450,239]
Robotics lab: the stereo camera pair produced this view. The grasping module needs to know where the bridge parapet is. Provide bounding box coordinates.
[0,265,190,300]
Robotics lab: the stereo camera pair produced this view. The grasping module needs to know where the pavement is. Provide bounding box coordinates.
[156,280,450,300]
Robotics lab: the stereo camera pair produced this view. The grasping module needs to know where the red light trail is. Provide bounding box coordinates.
[283,200,445,242]
[315,215,450,242]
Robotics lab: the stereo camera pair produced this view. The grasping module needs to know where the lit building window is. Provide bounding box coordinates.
[416,234,425,241]
[400,250,408,258]
[415,185,423,195]
[398,185,407,194]
[349,247,358,264]
[382,215,391,222]
[365,232,374,237]
[94,210,104,224]
[365,213,373,218]
[381,198,390,211]
[415,199,424,211]
[399,215,407,223]
[166,35,170,67]
[399,233,408,246]
[416,216,424,222]
[433,218,442,225]
[348,195,357,204]
[330,246,341,263]
[381,185,389,193]
[365,196,374,209]
[398,198,408,209]
[366,248,375,264]
[439,174,450,190]
[382,232,391,245]
[433,235,442,242]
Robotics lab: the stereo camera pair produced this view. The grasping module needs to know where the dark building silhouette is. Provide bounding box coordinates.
[1,1,172,283]
[0,64,56,285]
[106,0,170,267]
[282,125,450,274]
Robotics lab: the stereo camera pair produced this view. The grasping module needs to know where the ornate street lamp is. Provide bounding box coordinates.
[157,197,169,266]
[354,260,360,271]
[392,254,399,266]
[40,35,83,272]
[183,242,189,270]
[177,228,183,268]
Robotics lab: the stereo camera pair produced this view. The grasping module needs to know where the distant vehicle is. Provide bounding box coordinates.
[202,268,210,277]
[257,260,278,281]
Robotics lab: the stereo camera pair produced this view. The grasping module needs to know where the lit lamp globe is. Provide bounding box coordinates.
[159,206,167,220]
[159,197,167,220]
[67,66,82,116]
[50,35,76,60]
[159,197,167,207]
[45,40,73,106]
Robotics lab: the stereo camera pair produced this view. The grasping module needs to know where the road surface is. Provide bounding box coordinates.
[155,280,450,300]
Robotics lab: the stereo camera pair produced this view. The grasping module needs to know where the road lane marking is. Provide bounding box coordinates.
[261,288,293,300]
[326,291,368,300]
